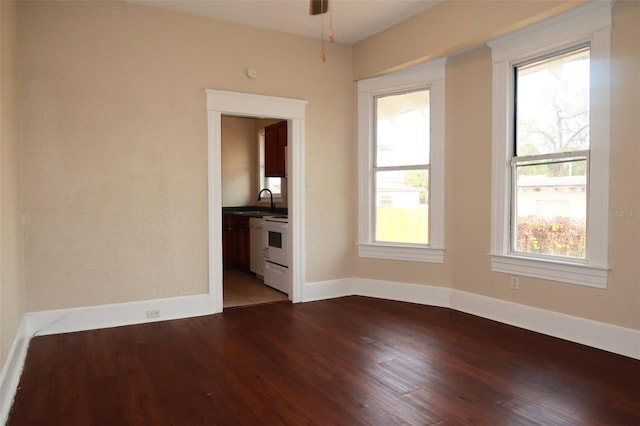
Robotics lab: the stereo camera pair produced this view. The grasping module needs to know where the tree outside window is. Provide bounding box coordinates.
[513,47,590,258]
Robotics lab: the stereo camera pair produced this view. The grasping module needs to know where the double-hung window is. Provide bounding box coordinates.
[374,89,430,245]
[488,2,611,287]
[512,47,590,259]
[357,59,445,263]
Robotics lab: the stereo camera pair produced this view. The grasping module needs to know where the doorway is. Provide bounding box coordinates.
[220,115,288,309]
[205,90,307,313]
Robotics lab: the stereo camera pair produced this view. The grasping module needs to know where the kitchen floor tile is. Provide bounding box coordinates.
[223,269,288,309]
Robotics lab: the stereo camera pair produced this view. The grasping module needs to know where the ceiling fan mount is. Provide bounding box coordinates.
[310,0,330,16]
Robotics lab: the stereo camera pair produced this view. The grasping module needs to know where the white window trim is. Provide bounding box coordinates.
[488,2,611,288]
[357,58,446,263]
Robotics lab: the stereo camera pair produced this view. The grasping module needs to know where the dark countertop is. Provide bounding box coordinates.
[222,206,288,218]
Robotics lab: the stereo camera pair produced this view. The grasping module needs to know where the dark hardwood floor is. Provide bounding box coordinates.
[8,296,640,425]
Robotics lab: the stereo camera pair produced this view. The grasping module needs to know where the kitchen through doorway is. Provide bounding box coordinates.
[206,89,307,314]
[221,115,290,309]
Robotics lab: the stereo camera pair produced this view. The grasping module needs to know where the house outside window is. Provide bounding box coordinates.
[512,47,590,259]
[375,89,430,245]
[488,2,611,288]
[357,59,445,263]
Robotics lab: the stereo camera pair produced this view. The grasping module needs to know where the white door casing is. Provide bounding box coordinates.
[205,90,307,312]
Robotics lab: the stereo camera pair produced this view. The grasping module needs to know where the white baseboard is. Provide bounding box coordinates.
[27,293,215,337]
[302,277,451,307]
[303,277,640,360]
[352,277,452,307]
[451,290,640,360]
[0,318,30,425]
[301,278,353,302]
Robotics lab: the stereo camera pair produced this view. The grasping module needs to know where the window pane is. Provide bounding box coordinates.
[375,89,430,167]
[375,169,429,244]
[266,177,281,195]
[516,48,590,156]
[514,159,587,258]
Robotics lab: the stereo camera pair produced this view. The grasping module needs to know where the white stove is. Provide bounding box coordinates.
[263,215,289,295]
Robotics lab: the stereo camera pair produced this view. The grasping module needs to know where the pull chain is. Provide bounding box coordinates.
[320,0,326,62]
[328,10,334,42]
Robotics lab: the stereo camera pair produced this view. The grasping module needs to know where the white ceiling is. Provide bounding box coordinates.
[131,0,440,45]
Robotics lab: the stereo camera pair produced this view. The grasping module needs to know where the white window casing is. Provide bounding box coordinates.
[487,1,612,288]
[357,59,446,263]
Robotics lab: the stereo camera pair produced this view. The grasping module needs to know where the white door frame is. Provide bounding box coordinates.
[205,90,307,312]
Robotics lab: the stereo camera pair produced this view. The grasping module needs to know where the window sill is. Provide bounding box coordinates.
[489,254,608,288]
[358,243,445,263]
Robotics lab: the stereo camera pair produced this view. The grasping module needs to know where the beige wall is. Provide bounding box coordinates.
[605,0,640,329]
[353,0,585,80]
[221,116,257,207]
[0,0,26,368]
[353,1,640,330]
[19,0,355,311]
[5,0,637,367]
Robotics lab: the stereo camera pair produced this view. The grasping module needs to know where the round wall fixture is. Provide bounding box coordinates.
[247,68,257,79]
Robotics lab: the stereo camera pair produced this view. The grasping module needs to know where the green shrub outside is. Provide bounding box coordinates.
[516,216,586,258]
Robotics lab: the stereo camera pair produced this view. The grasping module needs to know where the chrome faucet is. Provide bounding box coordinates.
[258,188,276,212]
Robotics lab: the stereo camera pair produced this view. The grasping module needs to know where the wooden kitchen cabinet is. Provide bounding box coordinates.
[234,216,250,271]
[222,215,234,270]
[222,214,250,271]
[265,120,287,177]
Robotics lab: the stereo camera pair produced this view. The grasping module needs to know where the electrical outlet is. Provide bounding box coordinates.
[510,276,519,290]
[146,309,160,319]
